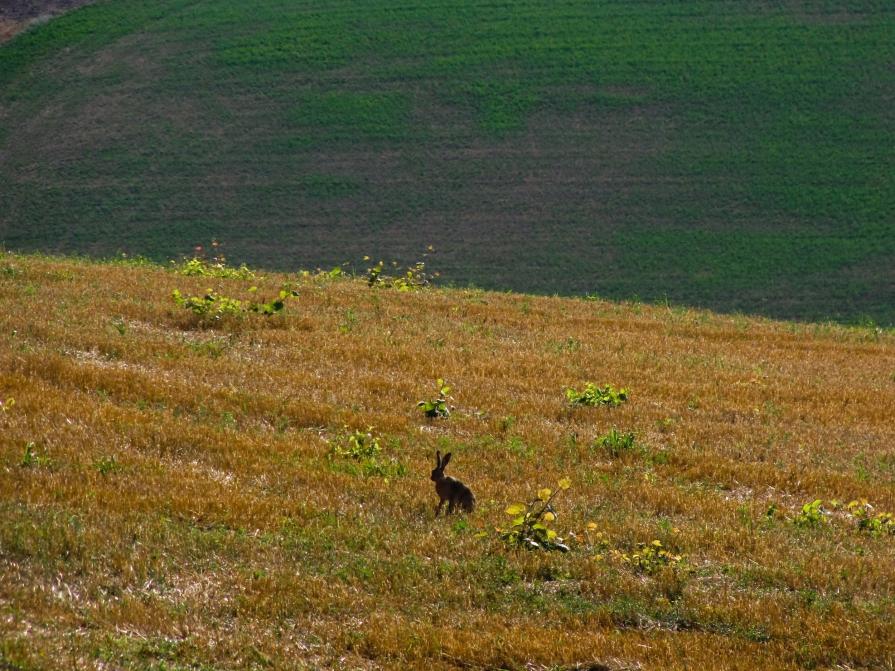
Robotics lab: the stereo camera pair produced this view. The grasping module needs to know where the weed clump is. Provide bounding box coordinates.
[328,427,406,479]
[593,427,637,457]
[366,249,437,291]
[793,499,827,528]
[848,500,895,537]
[172,286,297,326]
[498,478,572,552]
[171,240,257,280]
[566,383,629,407]
[614,540,684,575]
[417,378,452,419]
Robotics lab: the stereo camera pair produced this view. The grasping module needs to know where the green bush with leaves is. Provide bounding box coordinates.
[174,257,256,280]
[173,289,243,320]
[615,540,684,575]
[172,286,297,324]
[299,265,346,282]
[94,455,119,476]
[171,241,257,280]
[20,442,51,469]
[793,499,827,528]
[417,378,452,418]
[366,255,437,291]
[848,500,895,537]
[566,383,629,407]
[593,427,637,457]
[330,427,382,460]
[328,427,406,479]
[499,478,572,552]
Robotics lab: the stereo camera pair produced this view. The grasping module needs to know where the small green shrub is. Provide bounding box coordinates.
[328,427,406,479]
[94,455,119,476]
[615,540,684,575]
[172,286,297,324]
[172,242,256,280]
[848,500,895,537]
[20,442,51,469]
[498,478,572,552]
[793,499,827,528]
[593,427,637,457]
[173,289,243,320]
[330,427,382,460]
[299,265,347,282]
[417,378,452,419]
[366,251,437,291]
[246,288,296,316]
[1,263,21,278]
[566,383,629,407]
[174,257,256,280]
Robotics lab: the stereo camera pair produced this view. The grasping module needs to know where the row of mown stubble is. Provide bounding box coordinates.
[0,252,893,669]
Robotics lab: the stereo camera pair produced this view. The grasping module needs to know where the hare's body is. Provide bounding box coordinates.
[431,451,475,515]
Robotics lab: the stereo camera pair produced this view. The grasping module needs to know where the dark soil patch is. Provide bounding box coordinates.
[0,0,94,41]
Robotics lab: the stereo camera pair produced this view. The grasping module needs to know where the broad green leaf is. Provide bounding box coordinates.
[543,511,556,523]
[505,503,526,516]
[538,488,552,501]
[558,477,571,490]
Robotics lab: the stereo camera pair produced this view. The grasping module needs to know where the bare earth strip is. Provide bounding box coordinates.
[0,0,94,42]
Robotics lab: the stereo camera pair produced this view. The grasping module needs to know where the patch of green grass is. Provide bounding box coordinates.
[1,0,893,323]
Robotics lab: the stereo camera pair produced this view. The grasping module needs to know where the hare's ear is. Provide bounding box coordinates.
[435,450,442,468]
[441,452,452,469]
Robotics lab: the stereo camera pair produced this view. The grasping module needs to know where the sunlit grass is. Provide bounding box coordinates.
[1,252,893,669]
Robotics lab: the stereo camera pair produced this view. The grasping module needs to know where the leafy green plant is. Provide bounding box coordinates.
[330,427,382,460]
[1,263,21,278]
[549,337,581,353]
[0,397,13,413]
[848,500,895,537]
[366,249,438,291]
[793,499,827,528]
[20,442,51,469]
[299,265,347,282]
[417,378,452,419]
[566,383,629,407]
[328,427,406,479]
[94,455,119,476]
[109,317,127,336]
[499,477,572,552]
[174,257,255,280]
[246,288,296,316]
[593,427,637,457]
[172,289,243,320]
[615,540,684,575]
[572,522,613,560]
[172,241,256,280]
[172,286,297,324]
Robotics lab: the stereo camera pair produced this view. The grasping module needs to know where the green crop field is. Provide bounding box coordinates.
[1,0,893,324]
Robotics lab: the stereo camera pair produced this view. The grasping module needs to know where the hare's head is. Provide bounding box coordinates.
[431,450,452,482]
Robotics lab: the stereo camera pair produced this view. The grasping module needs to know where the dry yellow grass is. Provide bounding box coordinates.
[1,251,894,670]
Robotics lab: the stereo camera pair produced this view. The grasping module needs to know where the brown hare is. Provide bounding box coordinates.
[431,450,475,516]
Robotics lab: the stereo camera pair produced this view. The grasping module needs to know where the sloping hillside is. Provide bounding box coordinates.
[1,0,893,324]
[0,0,93,42]
[1,252,894,670]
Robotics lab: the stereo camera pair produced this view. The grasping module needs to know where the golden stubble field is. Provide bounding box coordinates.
[1,252,894,670]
